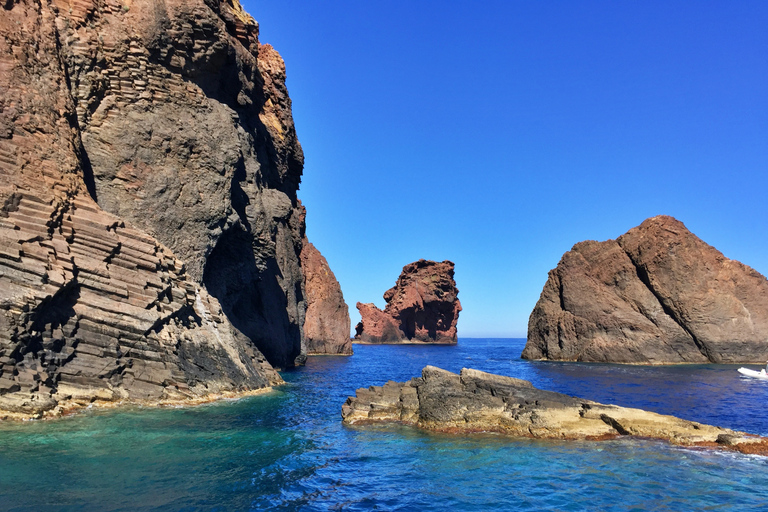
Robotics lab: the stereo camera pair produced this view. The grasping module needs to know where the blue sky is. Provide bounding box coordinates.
[243,1,768,337]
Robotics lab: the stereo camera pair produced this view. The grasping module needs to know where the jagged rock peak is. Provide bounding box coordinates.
[354,259,461,344]
[522,215,768,364]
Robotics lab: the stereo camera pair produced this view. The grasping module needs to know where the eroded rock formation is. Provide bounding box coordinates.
[300,240,351,355]
[354,259,461,344]
[523,216,768,363]
[342,366,768,454]
[0,0,325,417]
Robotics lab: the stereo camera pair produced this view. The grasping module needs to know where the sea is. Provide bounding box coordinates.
[1,338,768,511]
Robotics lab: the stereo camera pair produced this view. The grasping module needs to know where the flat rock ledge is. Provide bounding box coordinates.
[342,366,768,455]
[0,386,276,422]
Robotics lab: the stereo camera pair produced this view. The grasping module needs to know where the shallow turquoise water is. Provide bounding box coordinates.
[2,339,768,511]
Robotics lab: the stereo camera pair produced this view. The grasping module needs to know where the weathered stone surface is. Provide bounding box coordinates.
[43,0,307,369]
[300,239,351,355]
[355,260,461,344]
[0,0,334,417]
[342,366,768,454]
[522,216,768,363]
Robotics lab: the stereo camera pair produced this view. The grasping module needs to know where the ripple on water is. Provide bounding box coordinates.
[2,339,768,511]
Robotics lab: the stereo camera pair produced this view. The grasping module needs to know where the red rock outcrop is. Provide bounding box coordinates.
[0,0,330,417]
[355,260,461,344]
[300,240,351,355]
[523,216,768,363]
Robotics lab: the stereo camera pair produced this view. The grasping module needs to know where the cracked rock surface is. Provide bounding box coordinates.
[0,0,328,417]
[342,366,768,454]
[523,216,768,363]
[355,259,461,344]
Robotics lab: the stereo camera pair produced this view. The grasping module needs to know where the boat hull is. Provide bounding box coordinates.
[738,367,768,380]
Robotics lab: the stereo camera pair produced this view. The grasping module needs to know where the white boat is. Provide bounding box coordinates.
[737,367,768,379]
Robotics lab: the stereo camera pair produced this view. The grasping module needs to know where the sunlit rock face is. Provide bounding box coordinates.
[523,215,768,364]
[0,0,332,417]
[342,365,768,455]
[301,240,351,355]
[355,260,461,344]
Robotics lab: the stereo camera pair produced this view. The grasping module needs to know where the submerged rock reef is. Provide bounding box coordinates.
[342,366,768,455]
[0,0,342,418]
[523,216,768,364]
[355,260,461,344]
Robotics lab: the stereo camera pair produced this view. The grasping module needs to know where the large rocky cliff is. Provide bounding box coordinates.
[523,216,768,363]
[0,0,335,417]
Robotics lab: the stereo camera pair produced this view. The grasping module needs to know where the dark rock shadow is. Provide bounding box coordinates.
[203,225,301,368]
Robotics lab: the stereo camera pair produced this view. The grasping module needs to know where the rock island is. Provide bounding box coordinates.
[342,365,768,455]
[354,260,461,344]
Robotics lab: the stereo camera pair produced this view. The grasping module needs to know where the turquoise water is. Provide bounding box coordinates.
[2,338,768,511]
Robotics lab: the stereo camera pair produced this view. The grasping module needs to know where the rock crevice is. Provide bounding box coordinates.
[620,244,710,361]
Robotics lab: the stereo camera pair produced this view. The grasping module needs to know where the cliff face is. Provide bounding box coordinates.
[523,216,768,363]
[300,240,351,355]
[355,260,461,344]
[0,0,317,417]
[49,0,306,369]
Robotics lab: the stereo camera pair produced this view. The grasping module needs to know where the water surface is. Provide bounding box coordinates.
[1,339,767,511]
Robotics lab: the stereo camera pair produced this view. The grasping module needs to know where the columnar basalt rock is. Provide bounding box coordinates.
[44,0,307,369]
[0,0,326,417]
[354,259,461,344]
[342,366,768,455]
[300,240,351,355]
[522,216,768,363]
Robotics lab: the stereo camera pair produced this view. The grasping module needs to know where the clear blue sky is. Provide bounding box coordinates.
[243,1,768,338]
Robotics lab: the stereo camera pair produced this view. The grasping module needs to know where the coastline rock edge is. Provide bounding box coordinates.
[0,0,344,418]
[342,365,768,455]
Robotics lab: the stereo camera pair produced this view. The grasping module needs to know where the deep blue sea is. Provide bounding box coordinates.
[2,338,768,511]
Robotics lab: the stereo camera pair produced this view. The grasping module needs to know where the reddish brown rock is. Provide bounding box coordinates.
[300,240,351,355]
[0,0,333,417]
[523,216,768,363]
[355,260,461,344]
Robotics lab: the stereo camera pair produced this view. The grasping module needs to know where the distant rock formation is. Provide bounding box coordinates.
[300,240,351,355]
[354,260,461,344]
[0,0,335,417]
[342,366,768,455]
[523,216,768,363]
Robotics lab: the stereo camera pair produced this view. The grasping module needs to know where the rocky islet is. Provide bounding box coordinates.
[355,259,462,344]
[523,215,768,364]
[342,365,768,455]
